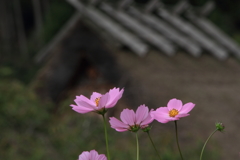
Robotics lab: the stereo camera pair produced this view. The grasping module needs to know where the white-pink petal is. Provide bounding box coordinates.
[89,150,98,159]
[135,104,149,124]
[71,106,93,113]
[176,113,190,118]
[151,113,170,123]
[141,114,154,126]
[98,93,109,109]
[165,116,179,121]
[98,155,107,160]
[151,108,172,123]
[90,92,102,101]
[155,107,169,115]
[75,100,97,110]
[109,117,129,132]
[167,98,183,111]
[106,88,124,108]
[76,95,95,106]
[79,151,90,160]
[179,102,195,114]
[120,109,135,126]
[78,150,107,160]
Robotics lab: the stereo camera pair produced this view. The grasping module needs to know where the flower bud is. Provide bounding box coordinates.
[215,122,225,132]
[141,125,152,132]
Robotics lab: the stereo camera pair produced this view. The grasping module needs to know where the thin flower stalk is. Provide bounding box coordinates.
[102,114,111,160]
[200,122,225,160]
[146,131,162,160]
[199,129,218,160]
[136,132,139,160]
[175,121,184,160]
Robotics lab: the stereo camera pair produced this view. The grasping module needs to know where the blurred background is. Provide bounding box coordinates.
[1,0,240,159]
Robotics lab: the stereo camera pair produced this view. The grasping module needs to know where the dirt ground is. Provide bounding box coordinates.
[113,50,240,160]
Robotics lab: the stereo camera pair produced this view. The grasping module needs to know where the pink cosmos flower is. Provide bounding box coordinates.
[78,150,107,160]
[151,98,195,123]
[109,104,154,132]
[70,87,124,114]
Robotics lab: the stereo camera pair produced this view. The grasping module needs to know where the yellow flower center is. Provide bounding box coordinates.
[95,97,101,106]
[169,109,179,117]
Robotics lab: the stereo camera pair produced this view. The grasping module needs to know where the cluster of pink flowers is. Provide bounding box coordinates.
[70,87,195,159]
[109,98,195,133]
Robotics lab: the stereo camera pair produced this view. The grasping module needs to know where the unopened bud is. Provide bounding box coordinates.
[215,122,225,132]
[142,125,152,132]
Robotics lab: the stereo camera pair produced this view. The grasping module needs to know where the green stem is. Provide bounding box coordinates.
[200,129,218,160]
[174,121,184,160]
[136,132,139,160]
[102,114,111,160]
[147,132,162,160]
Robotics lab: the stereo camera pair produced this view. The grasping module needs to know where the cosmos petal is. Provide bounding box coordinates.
[76,95,95,106]
[179,102,195,114]
[176,113,189,118]
[78,150,107,160]
[90,92,102,101]
[71,105,93,113]
[141,111,154,126]
[74,100,97,110]
[120,109,135,126]
[167,98,183,111]
[98,93,109,109]
[89,150,98,160]
[106,88,124,108]
[98,155,107,160]
[109,117,129,132]
[136,104,149,124]
[79,151,90,160]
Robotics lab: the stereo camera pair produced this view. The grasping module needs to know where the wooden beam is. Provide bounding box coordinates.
[128,7,201,57]
[118,0,133,10]
[172,0,189,15]
[145,0,160,13]
[199,1,215,17]
[100,3,176,56]
[157,9,228,60]
[35,12,82,63]
[186,12,240,59]
[67,0,148,57]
